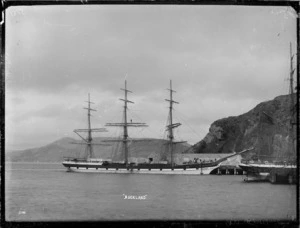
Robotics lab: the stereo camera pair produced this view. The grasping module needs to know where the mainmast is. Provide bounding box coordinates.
[105,81,147,166]
[165,80,186,167]
[72,94,108,161]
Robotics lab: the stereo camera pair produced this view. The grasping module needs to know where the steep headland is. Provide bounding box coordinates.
[186,94,297,162]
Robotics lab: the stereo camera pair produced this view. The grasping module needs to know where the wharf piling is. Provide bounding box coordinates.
[211,166,244,175]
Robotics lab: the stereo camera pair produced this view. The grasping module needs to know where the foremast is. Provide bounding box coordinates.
[105,81,148,166]
[165,80,186,167]
[72,94,108,161]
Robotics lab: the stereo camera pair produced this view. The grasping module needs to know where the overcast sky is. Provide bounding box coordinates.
[5,5,297,150]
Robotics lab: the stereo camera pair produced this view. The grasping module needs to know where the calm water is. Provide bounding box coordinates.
[5,162,297,221]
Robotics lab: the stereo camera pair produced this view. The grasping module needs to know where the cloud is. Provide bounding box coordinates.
[6,5,296,93]
[5,5,297,150]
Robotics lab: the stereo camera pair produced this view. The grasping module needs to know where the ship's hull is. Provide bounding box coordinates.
[239,163,297,183]
[239,163,296,174]
[62,161,221,175]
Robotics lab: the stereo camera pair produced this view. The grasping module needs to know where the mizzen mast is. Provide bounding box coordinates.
[165,80,186,167]
[105,80,147,166]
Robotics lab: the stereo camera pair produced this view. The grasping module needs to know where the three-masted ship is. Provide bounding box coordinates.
[63,81,251,174]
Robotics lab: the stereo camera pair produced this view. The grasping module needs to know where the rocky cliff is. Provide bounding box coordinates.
[186,94,297,162]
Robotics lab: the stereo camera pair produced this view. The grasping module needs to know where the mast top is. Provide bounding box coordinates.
[84,93,97,111]
[167,80,176,93]
[85,93,95,104]
[121,80,133,93]
[166,80,179,104]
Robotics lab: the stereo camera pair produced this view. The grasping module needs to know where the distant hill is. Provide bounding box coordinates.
[186,94,297,162]
[6,137,78,162]
[6,137,190,163]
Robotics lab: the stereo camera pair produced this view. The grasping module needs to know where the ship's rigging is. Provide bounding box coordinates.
[103,80,187,167]
[104,80,148,166]
[71,93,108,160]
[165,80,186,167]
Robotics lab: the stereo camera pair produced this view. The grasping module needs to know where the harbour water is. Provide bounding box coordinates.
[5,162,297,221]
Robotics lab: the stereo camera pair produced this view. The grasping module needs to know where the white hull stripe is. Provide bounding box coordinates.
[66,166,219,175]
[239,164,296,169]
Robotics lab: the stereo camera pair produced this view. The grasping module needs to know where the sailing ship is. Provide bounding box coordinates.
[63,80,253,175]
[239,161,297,183]
[239,43,297,184]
